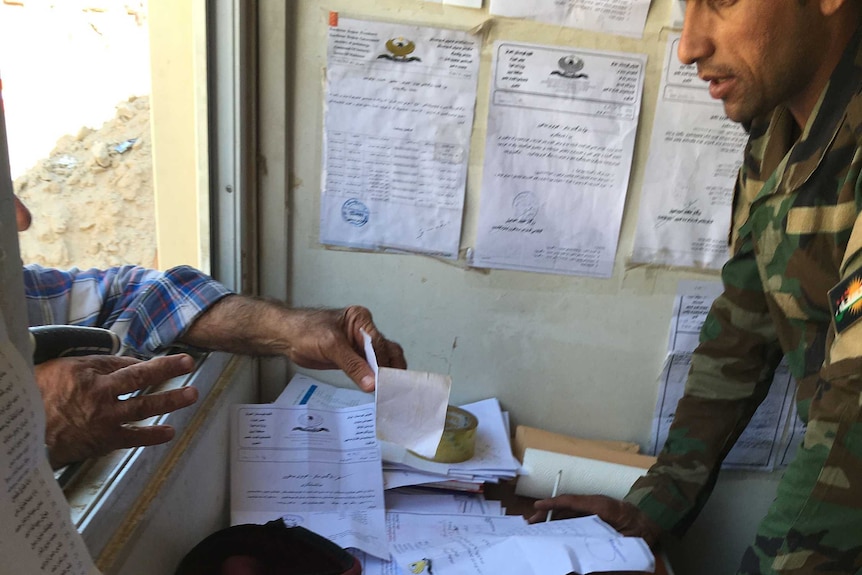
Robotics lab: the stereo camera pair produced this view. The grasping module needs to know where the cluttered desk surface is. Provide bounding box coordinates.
[484,481,672,575]
[231,375,668,575]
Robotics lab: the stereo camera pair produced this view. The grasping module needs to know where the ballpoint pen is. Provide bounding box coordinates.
[546,469,563,522]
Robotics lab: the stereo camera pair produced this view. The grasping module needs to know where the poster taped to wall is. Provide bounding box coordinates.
[630,34,747,270]
[472,41,645,278]
[489,0,650,39]
[320,17,480,259]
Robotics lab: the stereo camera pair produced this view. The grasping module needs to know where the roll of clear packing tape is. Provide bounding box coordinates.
[410,405,478,463]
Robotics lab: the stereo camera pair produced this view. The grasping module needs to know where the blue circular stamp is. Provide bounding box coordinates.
[341,198,369,227]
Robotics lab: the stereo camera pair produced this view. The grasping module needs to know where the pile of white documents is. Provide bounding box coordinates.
[355,488,655,575]
[233,374,654,574]
[276,374,521,491]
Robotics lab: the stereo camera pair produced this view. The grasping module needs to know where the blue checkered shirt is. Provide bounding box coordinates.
[23,264,233,357]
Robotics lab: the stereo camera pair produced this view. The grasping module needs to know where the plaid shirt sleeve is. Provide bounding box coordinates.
[23,264,233,357]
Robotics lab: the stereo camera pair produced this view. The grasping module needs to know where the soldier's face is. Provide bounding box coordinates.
[678,0,829,126]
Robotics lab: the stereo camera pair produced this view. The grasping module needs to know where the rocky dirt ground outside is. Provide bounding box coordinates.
[1,0,156,269]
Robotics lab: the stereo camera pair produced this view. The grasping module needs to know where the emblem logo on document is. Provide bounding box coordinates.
[292,413,330,433]
[378,37,422,62]
[510,190,539,225]
[551,55,589,79]
[341,198,369,227]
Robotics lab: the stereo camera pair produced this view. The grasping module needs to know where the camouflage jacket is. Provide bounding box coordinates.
[624,32,862,536]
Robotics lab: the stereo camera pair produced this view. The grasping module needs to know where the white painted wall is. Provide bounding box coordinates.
[255,1,785,573]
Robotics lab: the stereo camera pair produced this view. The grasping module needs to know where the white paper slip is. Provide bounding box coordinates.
[376,367,451,459]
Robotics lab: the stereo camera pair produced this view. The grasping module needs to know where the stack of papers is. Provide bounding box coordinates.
[276,374,521,491]
[233,374,655,573]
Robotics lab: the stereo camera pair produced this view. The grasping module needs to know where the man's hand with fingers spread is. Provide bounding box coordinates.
[36,354,197,469]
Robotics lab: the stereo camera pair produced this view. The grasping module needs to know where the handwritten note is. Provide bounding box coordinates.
[388,513,654,575]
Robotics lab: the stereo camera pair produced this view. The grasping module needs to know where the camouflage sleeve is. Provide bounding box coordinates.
[734,197,862,572]
[623,204,784,535]
[785,204,862,547]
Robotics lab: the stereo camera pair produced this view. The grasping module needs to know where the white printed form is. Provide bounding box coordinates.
[489,0,650,39]
[473,42,645,278]
[231,403,389,559]
[630,34,747,270]
[320,17,480,258]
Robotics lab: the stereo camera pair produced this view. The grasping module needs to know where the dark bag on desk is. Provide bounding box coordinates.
[174,519,361,575]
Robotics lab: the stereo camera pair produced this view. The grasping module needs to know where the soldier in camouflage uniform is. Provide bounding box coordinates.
[531,1,862,573]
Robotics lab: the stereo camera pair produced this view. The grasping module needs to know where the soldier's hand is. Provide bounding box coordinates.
[528,494,663,547]
[36,354,198,469]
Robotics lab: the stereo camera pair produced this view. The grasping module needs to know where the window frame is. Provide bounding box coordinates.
[60,0,259,563]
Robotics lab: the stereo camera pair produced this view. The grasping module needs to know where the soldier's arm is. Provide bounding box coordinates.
[529,236,782,541]
[624,233,782,535]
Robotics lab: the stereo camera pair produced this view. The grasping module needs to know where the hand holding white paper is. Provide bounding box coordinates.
[362,330,453,460]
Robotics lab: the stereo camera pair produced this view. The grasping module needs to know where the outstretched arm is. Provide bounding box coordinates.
[179,297,406,391]
[24,265,407,389]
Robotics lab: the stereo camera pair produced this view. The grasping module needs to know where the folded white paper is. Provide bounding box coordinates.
[376,367,451,459]
[363,330,452,459]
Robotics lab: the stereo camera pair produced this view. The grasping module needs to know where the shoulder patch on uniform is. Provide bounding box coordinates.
[829,270,862,334]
